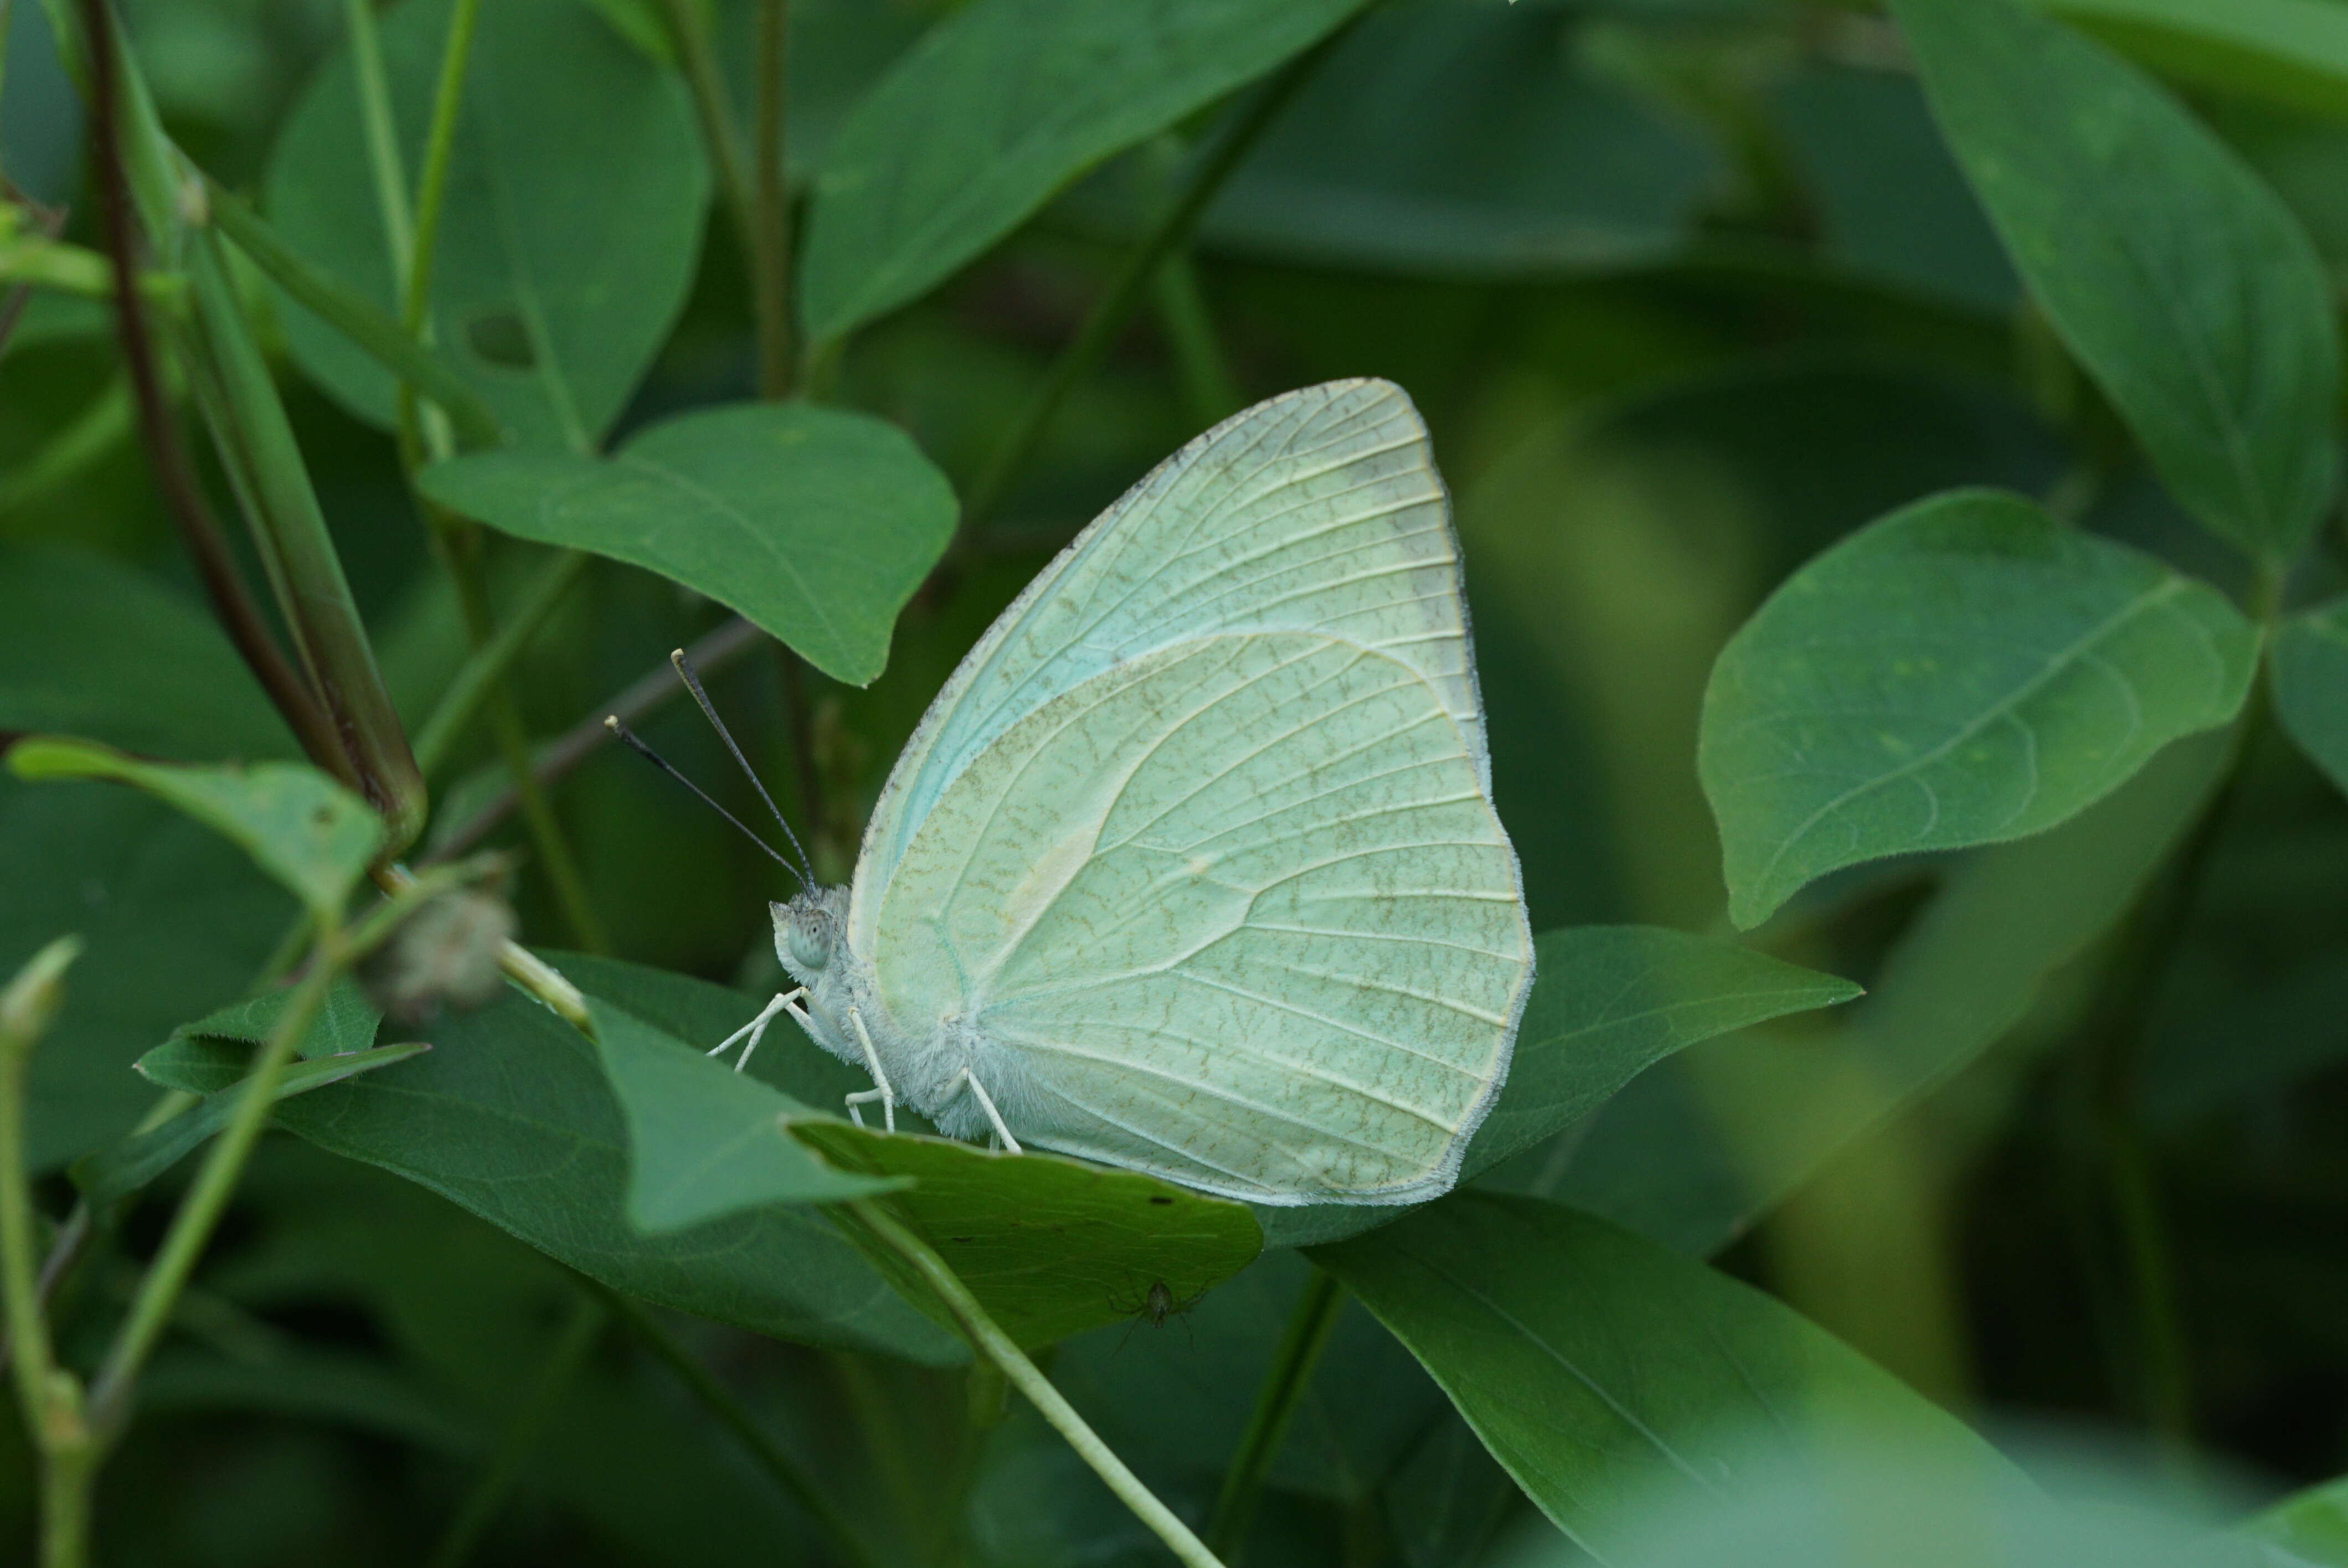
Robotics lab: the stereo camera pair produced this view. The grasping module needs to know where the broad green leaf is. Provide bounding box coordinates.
[419,403,956,685]
[800,0,1365,343]
[0,776,295,1169]
[1700,489,2258,929]
[2037,0,2348,123]
[1053,1249,1446,1504]
[2251,1474,2348,1564]
[794,1120,1264,1348]
[75,1041,429,1207]
[1311,1193,2019,1559]
[589,998,899,1231]
[1890,0,2340,559]
[1257,925,1862,1250]
[1190,3,1718,276]
[0,545,297,761]
[1538,725,2235,1257]
[2274,596,2348,798]
[264,0,707,451]
[269,981,962,1364]
[8,738,383,921]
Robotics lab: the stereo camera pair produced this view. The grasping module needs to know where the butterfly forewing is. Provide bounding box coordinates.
[849,379,1485,955]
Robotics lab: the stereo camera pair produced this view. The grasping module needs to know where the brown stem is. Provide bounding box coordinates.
[80,0,346,777]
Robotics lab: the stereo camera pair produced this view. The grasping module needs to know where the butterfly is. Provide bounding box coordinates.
[657,379,1533,1208]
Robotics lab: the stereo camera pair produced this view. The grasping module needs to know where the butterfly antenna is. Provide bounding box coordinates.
[670,648,820,887]
[603,716,810,891]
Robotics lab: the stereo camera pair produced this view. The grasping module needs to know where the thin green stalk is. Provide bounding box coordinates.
[657,0,758,298]
[342,0,413,277]
[1208,1269,1343,1560]
[0,941,86,1444]
[398,0,480,460]
[590,1282,885,1568]
[1153,250,1240,430]
[423,1294,606,1568]
[203,180,502,449]
[0,374,130,513]
[86,956,338,1429]
[846,1199,1226,1568]
[957,45,1323,543]
[414,549,588,776]
[751,0,792,398]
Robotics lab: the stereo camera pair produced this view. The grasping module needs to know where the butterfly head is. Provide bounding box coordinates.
[770,885,849,989]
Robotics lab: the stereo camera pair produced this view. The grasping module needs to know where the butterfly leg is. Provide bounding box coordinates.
[941,1068,1022,1155]
[845,1007,896,1134]
[709,987,805,1074]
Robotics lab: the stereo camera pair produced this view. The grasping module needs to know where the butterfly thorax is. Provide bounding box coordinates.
[769,887,993,1136]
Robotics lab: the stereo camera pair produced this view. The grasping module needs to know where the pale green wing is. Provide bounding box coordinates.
[869,632,1532,1205]
[848,379,1479,953]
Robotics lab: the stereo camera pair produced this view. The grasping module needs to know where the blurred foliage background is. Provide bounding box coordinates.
[3,0,2347,1562]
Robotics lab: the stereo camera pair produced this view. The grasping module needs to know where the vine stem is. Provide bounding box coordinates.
[954,39,1327,546]
[1208,1268,1343,1559]
[413,549,588,777]
[845,1199,1227,1568]
[0,940,94,1568]
[587,1281,886,1568]
[751,0,792,399]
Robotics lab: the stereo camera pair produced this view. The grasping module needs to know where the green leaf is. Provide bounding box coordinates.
[8,737,384,922]
[138,976,385,1087]
[269,981,963,1364]
[794,1121,1264,1348]
[419,403,956,685]
[0,777,297,1169]
[75,1041,429,1208]
[1542,725,2236,1256]
[2250,1474,2348,1565]
[2037,0,2348,123]
[263,0,708,451]
[800,0,1366,343]
[2274,596,2348,798]
[1889,0,2341,559]
[1190,3,1718,276]
[1700,489,2258,929]
[1258,925,1862,1250]
[1311,1193,2018,1558]
[0,545,298,762]
[589,998,900,1231]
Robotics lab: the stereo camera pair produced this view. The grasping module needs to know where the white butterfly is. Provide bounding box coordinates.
[717,379,1532,1207]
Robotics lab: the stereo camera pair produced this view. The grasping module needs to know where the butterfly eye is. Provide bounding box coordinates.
[786,920,828,972]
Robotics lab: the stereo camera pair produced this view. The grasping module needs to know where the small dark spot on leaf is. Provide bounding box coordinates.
[466,311,535,368]
[1147,1195,1173,1205]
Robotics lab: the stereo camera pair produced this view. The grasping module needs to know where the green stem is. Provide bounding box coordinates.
[658,0,759,306]
[38,1441,94,1568]
[0,941,81,1439]
[590,1282,885,1568]
[413,549,588,776]
[956,46,1320,543]
[423,1294,605,1568]
[846,1199,1226,1568]
[87,953,338,1431]
[203,180,502,449]
[1152,250,1241,430]
[398,0,480,459]
[1208,1268,1342,1560]
[183,228,429,850]
[342,0,414,277]
[0,373,131,514]
[751,0,791,399]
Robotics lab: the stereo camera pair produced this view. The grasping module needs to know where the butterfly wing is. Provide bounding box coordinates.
[869,631,1530,1204]
[848,379,1487,955]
